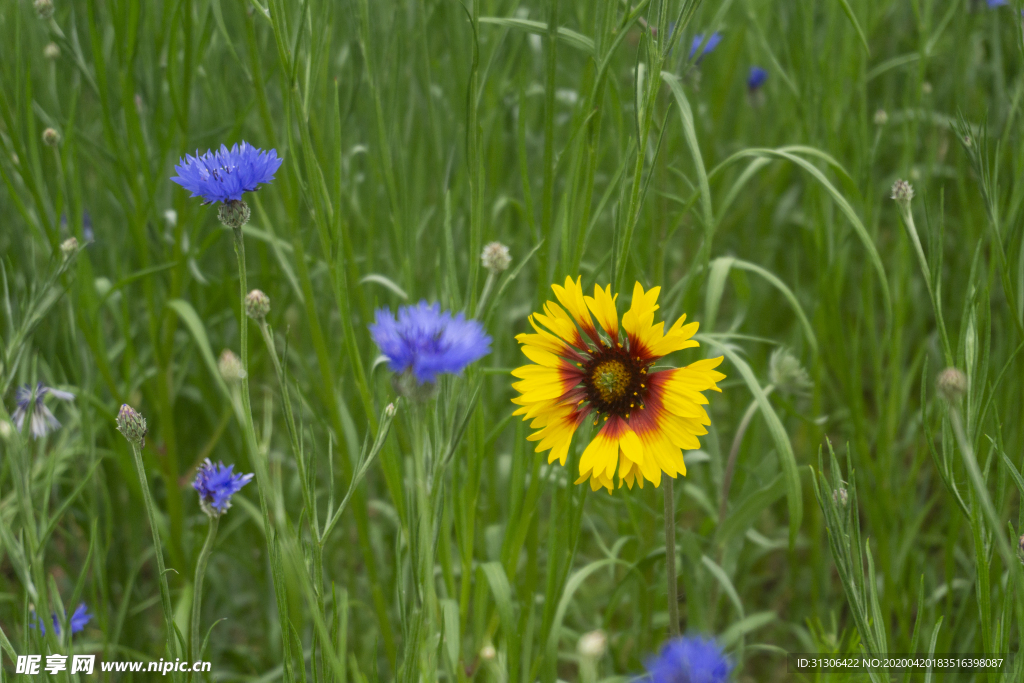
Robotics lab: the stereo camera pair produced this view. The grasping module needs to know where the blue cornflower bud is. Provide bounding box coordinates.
[34,603,92,636]
[747,66,768,91]
[193,459,254,517]
[688,32,722,62]
[369,301,491,385]
[12,383,75,439]
[644,636,732,683]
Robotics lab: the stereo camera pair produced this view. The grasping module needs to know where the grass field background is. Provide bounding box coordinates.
[1,0,1024,680]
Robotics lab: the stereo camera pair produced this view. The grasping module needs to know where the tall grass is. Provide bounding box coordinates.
[0,0,1023,680]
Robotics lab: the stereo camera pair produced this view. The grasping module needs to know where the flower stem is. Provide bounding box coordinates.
[128,441,177,651]
[190,515,219,662]
[664,476,680,638]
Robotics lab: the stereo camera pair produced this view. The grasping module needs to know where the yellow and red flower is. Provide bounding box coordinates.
[512,277,726,492]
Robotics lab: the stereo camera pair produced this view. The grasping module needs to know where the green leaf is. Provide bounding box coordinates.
[478,17,595,57]
[166,299,231,401]
[719,611,776,648]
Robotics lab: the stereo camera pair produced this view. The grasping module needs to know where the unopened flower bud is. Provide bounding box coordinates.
[1018,534,1024,555]
[481,241,512,274]
[218,349,245,383]
[60,236,78,258]
[873,109,888,126]
[385,402,397,418]
[43,43,60,60]
[577,629,607,658]
[217,199,250,230]
[42,127,60,147]
[0,420,12,440]
[116,404,148,447]
[769,348,813,397]
[245,289,270,320]
[479,643,496,661]
[891,179,914,206]
[832,488,848,507]
[164,209,177,227]
[936,367,967,403]
[34,0,54,19]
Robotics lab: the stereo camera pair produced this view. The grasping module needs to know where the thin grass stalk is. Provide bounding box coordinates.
[189,515,218,664]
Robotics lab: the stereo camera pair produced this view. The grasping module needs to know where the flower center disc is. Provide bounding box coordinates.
[583,347,649,419]
[593,360,630,402]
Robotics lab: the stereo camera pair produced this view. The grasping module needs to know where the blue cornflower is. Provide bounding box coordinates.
[369,301,492,384]
[987,0,1008,7]
[34,603,92,636]
[11,383,75,439]
[644,636,732,683]
[171,142,282,205]
[193,459,254,517]
[747,66,768,91]
[689,33,722,61]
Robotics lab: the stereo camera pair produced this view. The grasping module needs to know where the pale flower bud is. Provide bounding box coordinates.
[768,348,812,397]
[891,179,914,206]
[42,127,61,147]
[43,43,60,60]
[480,643,496,661]
[60,236,78,258]
[218,349,246,383]
[873,109,888,126]
[936,367,967,403]
[481,241,512,274]
[116,404,148,447]
[577,629,607,658]
[245,289,270,320]
[34,0,54,19]
[832,488,848,507]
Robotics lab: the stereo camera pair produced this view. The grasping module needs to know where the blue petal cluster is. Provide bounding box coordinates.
[369,301,492,384]
[193,459,254,516]
[35,603,92,636]
[12,383,75,439]
[689,33,722,61]
[644,636,732,683]
[747,66,768,91]
[171,142,283,204]
[987,0,1008,7]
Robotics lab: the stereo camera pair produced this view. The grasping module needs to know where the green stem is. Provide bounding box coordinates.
[128,441,177,653]
[664,477,680,638]
[190,515,219,662]
[411,404,439,675]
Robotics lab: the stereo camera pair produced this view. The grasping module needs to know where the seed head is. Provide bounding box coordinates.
[116,404,148,447]
[936,367,967,403]
[481,241,512,274]
[34,0,54,19]
[891,179,914,206]
[60,236,78,258]
[217,199,251,230]
[218,349,246,383]
[43,43,60,60]
[577,629,608,658]
[873,109,888,126]
[768,348,813,397]
[42,128,61,147]
[832,488,848,507]
[245,289,271,321]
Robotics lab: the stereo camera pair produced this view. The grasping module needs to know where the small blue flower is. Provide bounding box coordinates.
[34,603,92,636]
[644,636,732,683]
[747,66,768,91]
[689,33,722,61]
[369,301,492,384]
[193,459,254,517]
[171,142,283,205]
[11,383,75,439]
[987,0,1008,7]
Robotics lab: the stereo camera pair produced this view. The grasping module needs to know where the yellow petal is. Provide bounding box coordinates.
[584,284,619,339]
[552,276,597,336]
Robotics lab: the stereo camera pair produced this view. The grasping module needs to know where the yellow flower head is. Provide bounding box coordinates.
[512,277,726,493]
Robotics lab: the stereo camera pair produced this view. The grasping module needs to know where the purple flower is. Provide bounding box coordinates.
[193,459,254,517]
[689,33,722,61]
[644,636,732,683]
[747,66,768,91]
[171,142,283,205]
[987,0,1008,7]
[11,383,75,439]
[34,603,92,636]
[369,301,492,384]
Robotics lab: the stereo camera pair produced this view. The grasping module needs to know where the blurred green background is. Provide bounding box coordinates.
[1,0,1023,680]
